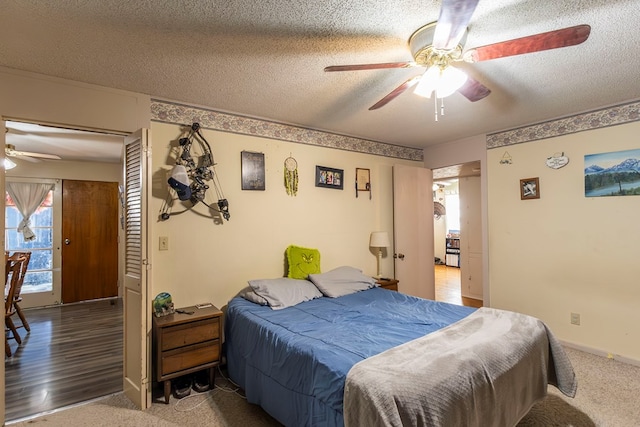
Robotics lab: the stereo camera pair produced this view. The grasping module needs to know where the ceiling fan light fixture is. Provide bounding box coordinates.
[413,65,467,99]
[413,66,440,98]
[4,157,16,170]
[436,66,468,98]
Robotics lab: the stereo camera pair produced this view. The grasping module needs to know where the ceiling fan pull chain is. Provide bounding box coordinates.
[434,96,438,122]
[441,98,445,116]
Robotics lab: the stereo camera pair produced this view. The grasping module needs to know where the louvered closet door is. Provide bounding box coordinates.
[122,129,151,409]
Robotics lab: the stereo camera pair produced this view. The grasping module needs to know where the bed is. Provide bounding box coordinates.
[224,268,576,427]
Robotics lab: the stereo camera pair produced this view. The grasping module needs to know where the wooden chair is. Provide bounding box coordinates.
[5,255,26,357]
[7,251,32,332]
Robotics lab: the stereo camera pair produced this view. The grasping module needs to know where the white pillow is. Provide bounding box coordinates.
[308,266,377,298]
[248,277,323,310]
[238,287,269,306]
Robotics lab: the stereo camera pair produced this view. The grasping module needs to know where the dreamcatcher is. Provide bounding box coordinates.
[160,122,230,221]
[284,155,298,196]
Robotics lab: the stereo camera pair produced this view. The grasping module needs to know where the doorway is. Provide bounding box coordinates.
[4,120,125,421]
[432,161,483,307]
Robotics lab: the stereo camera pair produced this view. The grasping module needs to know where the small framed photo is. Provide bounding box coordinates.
[315,165,343,190]
[241,151,265,190]
[520,177,540,200]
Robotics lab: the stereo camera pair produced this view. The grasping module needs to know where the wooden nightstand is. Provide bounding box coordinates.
[376,278,399,291]
[153,304,223,403]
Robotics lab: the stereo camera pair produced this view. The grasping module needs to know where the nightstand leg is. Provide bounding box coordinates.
[164,379,171,404]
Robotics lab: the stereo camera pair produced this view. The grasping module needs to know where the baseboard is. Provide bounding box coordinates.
[560,339,640,367]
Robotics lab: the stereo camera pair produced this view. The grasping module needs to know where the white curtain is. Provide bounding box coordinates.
[6,182,54,242]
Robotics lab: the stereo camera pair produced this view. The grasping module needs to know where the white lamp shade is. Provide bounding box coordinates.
[4,157,16,170]
[436,66,468,98]
[413,65,468,99]
[413,66,440,98]
[370,231,390,248]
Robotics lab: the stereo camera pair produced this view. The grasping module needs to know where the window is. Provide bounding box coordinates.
[445,193,460,232]
[5,190,54,293]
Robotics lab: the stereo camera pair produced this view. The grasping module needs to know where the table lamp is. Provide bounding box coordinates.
[369,231,390,278]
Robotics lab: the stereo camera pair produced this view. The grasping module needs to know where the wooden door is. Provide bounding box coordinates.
[392,165,435,300]
[122,129,151,409]
[61,180,119,303]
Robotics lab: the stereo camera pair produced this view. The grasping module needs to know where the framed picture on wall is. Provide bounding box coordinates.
[315,165,343,190]
[520,177,540,200]
[241,151,265,190]
[356,168,370,191]
[356,168,371,198]
[584,148,640,197]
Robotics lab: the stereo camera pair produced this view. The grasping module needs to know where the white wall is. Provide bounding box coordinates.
[487,121,640,362]
[150,122,421,310]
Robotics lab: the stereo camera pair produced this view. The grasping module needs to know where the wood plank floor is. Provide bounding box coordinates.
[4,298,123,423]
[435,264,483,308]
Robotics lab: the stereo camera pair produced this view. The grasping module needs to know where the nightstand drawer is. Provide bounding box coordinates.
[161,340,220,376]
[161,318,220,351]
[376,279,399,291]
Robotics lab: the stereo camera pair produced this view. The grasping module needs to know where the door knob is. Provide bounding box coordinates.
[64,238,71,245]
[394,253,405,260]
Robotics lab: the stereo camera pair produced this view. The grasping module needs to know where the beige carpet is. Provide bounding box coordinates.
[9,347,640,426]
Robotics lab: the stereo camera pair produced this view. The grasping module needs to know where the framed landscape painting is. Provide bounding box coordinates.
[584,148,640,197]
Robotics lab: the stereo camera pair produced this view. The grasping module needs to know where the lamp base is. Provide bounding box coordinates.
[376,249,383,279]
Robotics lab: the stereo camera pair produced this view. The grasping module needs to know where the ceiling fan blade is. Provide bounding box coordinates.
[466,24,591,62]
[13,155,42,163]
[324,62,416,72]
[368,76,422,110]
[433,0,480,50]
[457,76,491,102]
[9,149,62,160]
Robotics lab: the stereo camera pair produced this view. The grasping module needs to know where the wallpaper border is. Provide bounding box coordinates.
[487,100,640,148]
[150,99,424,161]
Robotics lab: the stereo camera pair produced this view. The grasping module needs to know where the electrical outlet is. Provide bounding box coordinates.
[159,236,169,251]
[570,312,580,325]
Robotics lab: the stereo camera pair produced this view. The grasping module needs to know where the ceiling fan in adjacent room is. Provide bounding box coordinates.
[324,0,591,111]
[5,143,62,164]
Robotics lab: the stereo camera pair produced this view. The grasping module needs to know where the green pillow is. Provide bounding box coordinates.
[286,245,321,279]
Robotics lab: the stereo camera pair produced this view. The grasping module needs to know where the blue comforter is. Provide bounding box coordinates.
[225,288,476,427]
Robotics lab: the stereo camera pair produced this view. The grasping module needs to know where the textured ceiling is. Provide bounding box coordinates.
[1,0,639,155]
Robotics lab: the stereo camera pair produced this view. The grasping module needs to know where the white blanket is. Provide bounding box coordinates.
[344,307,576,427]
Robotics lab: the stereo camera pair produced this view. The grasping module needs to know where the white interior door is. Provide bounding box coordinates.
[123,129,151,409]
[393,164,435,299]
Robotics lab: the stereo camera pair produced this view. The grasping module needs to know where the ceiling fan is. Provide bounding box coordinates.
[5,143,62,163]
[324,0,591,111]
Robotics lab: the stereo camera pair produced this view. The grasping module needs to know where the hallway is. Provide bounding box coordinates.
[434,264,483,308]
